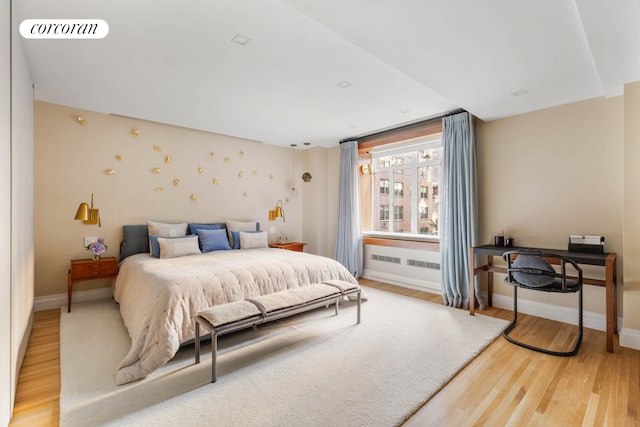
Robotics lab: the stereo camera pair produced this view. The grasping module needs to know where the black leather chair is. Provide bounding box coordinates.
[503,250,583,356]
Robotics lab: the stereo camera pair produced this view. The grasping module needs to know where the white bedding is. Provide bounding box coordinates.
[112,248,359,385]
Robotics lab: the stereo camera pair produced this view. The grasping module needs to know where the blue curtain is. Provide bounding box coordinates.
[334,140,363,277]
[440,112,483,309]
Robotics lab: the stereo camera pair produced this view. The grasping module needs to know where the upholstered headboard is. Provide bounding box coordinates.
[119,222,260,261]
[119,225,151,261]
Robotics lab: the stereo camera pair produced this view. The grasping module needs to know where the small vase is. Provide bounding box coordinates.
[91,253,101,261]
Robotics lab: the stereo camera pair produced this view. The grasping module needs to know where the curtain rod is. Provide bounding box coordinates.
[339,108,466,144]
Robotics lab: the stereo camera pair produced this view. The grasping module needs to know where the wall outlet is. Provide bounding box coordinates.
[84,237,98,247]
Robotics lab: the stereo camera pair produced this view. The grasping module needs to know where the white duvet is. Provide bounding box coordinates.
[112,248,359,385]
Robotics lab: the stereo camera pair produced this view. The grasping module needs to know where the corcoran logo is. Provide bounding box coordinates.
[19,19,109,39]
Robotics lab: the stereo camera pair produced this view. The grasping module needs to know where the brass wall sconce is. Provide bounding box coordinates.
[74,193,101,227]
[268,200,285,222]
[76,116,87,126]
[360,164,372,175]
[132,128,140,137]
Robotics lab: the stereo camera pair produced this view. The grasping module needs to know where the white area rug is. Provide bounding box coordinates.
[60,287,508,427]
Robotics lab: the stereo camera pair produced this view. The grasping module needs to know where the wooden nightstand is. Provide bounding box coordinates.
[67,257,118,312]
[268,242,307,252]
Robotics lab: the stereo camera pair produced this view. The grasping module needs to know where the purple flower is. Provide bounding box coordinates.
[86,238,108,255]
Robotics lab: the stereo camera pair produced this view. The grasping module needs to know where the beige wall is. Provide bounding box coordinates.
[34,102,332,298]
[476,96,624,315]
[623,81,640,340]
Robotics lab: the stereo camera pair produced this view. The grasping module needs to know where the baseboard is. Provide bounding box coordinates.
[493,294,638,351]
[34,287,112,312]
[361,275,640,351]
[361,269,442,295]
[620,327,640,351]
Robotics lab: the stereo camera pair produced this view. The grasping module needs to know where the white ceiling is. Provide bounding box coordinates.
[16,0,640,148]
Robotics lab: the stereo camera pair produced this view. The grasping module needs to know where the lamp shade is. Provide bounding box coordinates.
[74,203,90,221]
[268,200,286,222]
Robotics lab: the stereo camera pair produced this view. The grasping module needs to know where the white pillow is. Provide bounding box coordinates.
[148,220,188,237]
[225,220,258,248]
[148,221,188,255]
[158,235,201,259]
[239,231,268,249]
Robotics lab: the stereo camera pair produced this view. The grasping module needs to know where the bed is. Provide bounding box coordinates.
[112,221,360,385]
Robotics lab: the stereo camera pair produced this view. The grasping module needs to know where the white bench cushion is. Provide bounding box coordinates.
[198,300,261,328]
[249,283,340,313]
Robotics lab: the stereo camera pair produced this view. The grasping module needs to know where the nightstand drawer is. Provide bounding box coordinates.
[69,258,118,280]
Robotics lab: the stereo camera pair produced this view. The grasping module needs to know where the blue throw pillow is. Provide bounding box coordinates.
[150,234,197,258]
[197,229,231,252]
[511,255,555,287]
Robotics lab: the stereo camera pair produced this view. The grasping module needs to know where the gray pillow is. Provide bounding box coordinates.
[511,255,555,287]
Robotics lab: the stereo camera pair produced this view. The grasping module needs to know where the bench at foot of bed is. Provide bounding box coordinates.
[194,280,362,383]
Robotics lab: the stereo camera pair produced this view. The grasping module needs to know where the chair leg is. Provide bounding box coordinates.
[503,286,583,357]
[502,287,519,343]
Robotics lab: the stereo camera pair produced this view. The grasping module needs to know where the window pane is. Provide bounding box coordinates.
[418,166,439,235]
[394,168,411,232]
[372,170,390,232]
[379,178,389,195]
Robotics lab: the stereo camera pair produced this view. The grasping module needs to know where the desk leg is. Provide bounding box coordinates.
[67,270,72,313]
[606,254,617,353]
[487,255,493,307]
[469,247,476,316]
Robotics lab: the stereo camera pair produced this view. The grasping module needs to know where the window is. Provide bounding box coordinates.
[419,204,428,219]
[394,206,404,221]
[365,136,441,238]
[394,182,404,197]
[380,205,389,221]
[420,186,428,199]
[379,179,389,195]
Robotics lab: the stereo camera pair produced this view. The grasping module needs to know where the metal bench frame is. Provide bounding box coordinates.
[194,284,362,382]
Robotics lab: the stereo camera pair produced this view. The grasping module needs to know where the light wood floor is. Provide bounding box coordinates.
[9,279,640,426]
[9,308,60,427]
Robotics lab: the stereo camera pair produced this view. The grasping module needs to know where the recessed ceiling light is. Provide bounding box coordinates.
[231,33,252,46]
[337,81,352,89]
[303,142,311,146]
[399,108,411,114]
[290,143,298,147]
[512,89,528,97]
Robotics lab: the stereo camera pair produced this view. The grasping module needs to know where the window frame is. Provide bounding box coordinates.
[370,139,440,237]
[357,119,443,247]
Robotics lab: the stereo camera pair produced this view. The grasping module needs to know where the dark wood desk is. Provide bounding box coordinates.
[469,244,617,353]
